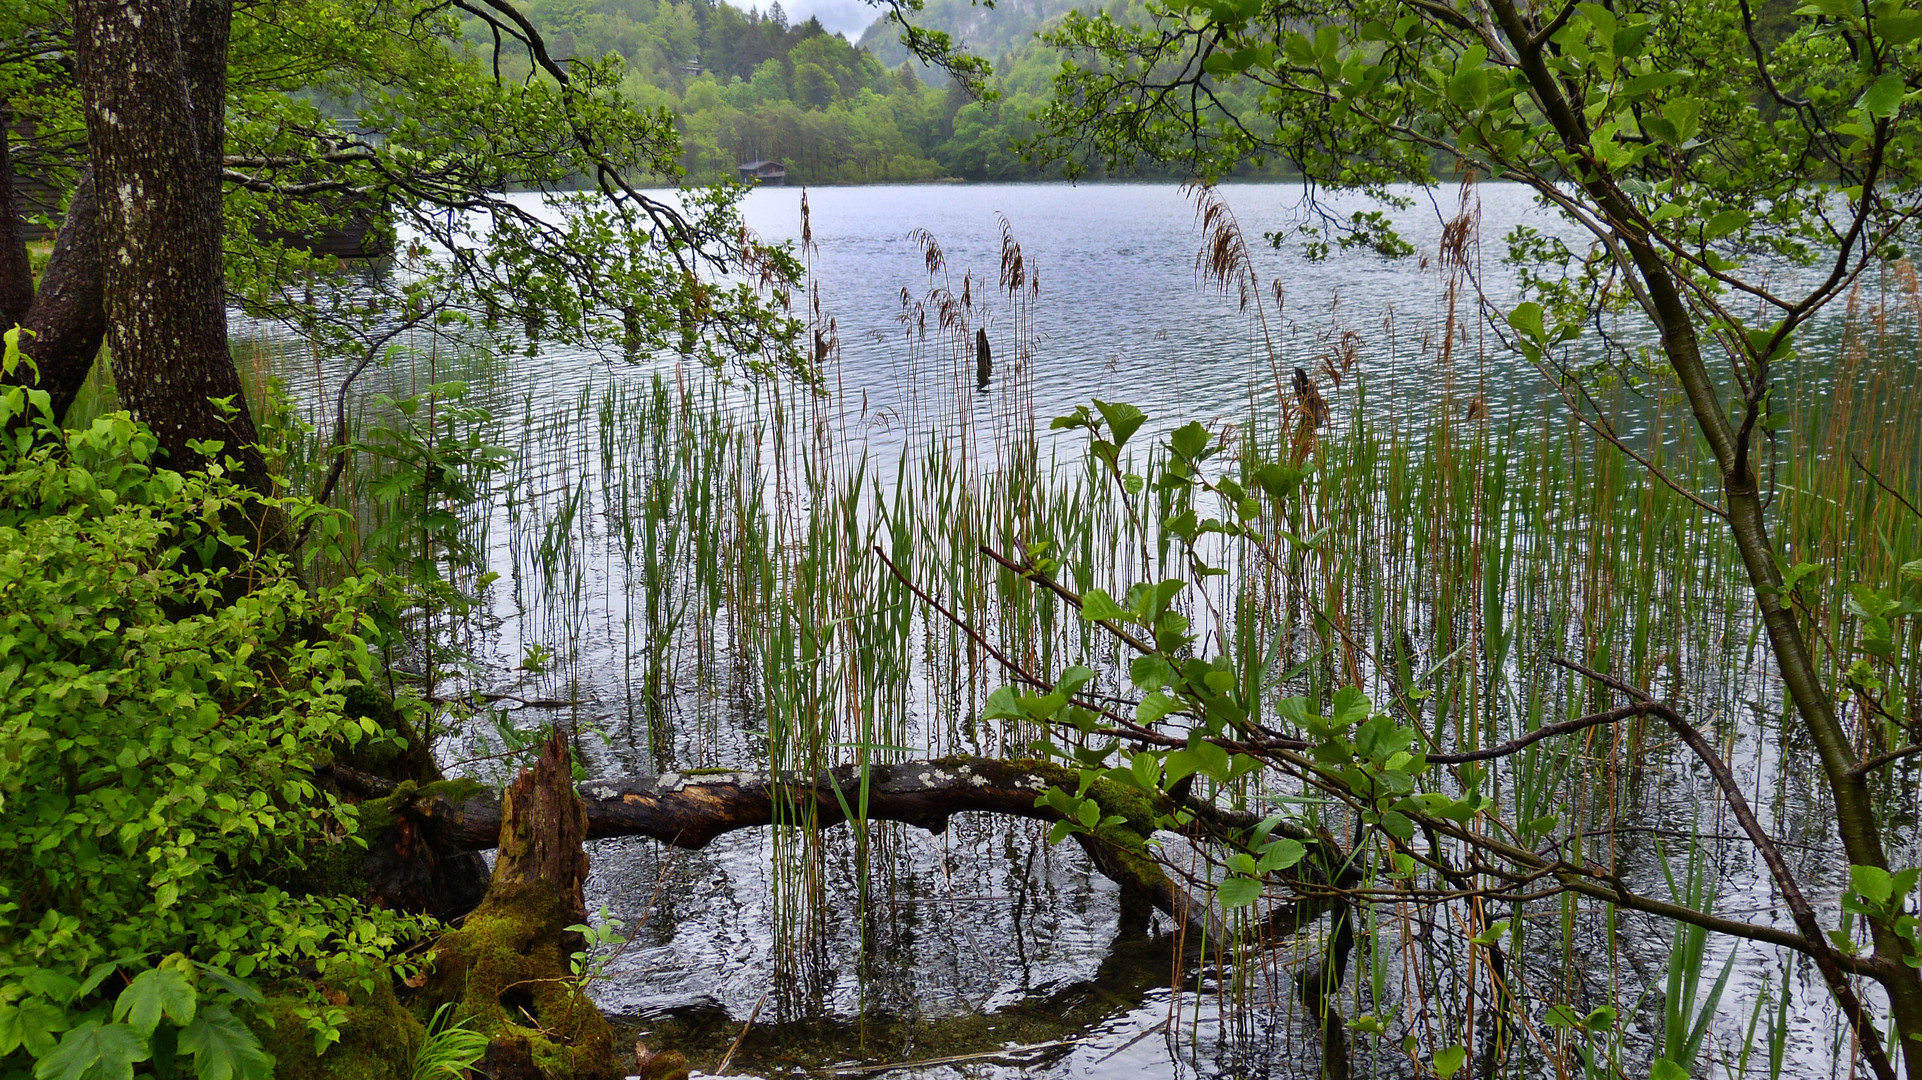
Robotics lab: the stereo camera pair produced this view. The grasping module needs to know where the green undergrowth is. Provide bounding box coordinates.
[0,345,436,1080]
[249,981,423,1080]
[418,881,621,1080]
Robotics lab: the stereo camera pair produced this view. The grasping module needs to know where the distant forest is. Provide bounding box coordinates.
[504,0,1282,183]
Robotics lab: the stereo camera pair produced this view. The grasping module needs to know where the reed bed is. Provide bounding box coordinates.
[241,195,1922,1079]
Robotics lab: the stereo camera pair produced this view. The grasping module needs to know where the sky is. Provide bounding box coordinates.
[736,0,885,40]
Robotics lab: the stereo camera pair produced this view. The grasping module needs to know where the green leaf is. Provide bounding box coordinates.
[1079,588,1131,622]
[1257,837,1306,872]
[1055,665,1097,700]
[1217,875,1263,908]
[1253,463,1303,499]
[1652,1060,1691,1080]
[1091,400,1147,447]
[1130,653,1176,690]
[1332,686,1371,728]
[1188,736,1230,781]
[1622,70,1685,98]
[1862,73,1906,119]
[1355,715,1414,761]
[1165,748,1202,785]
[1661,97,1703,143]
[34,1022,150,1080]
[1130,752,1161,790]
[1577,2,1617,39]
[1170,421,1210,460]
[114,969,197,1036]
[1853,864,1895,906]
[0,997,71,1057]
[1703,209,1749,239]
[1879,11,1922,42]
[982,686,1024,721]
[1506,301,1545,339]
[178,1007,274,1080]
[1050,406,1094,431]
[1136,691,1181,726]
[1378,810,1415,842]
[1611,23,1652,57]
[1778,561,1824,595]
[23,970,83,1006]
[1433,1044,1467,1079]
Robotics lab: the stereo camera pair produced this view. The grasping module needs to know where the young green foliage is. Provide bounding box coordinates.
[0,383,433,1078]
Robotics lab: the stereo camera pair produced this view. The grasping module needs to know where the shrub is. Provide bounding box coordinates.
[0,335,432,1080]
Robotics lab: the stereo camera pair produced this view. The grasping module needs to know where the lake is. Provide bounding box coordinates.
[252,180,1922,1079]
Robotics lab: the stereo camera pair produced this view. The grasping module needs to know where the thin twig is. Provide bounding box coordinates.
[833,1039,1084,1076]
[1851,450,1922,520]
[873,545,1050,690]
[1850,743,1922,778]
[872,546,1176,744]
[712,990,767,1076]
[978,544,1156,654]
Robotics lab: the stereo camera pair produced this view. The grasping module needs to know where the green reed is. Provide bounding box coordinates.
[245,211,1922,1076]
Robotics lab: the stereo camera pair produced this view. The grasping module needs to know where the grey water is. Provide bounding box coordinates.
[249,181,1917,1079]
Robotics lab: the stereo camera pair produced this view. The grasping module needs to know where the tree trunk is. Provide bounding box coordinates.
[72,0,269,484]
[9,171,106,423]
[489,727,592,927]
[0,109,32,331]
[1479,1,1922,1065]
[416,730,621,1080]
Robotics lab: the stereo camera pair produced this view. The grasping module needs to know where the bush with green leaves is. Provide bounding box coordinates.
[0,336,433,1080]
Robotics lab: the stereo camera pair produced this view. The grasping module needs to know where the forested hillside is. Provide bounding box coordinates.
[856,0,1080,73]
[507,0,1153,182]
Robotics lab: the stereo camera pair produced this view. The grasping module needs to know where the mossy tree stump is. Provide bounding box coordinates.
[420,729,620,1080]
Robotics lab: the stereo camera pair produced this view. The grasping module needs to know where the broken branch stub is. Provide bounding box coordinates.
[490,726,591,927]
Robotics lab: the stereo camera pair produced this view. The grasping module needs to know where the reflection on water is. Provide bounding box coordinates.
[246,181,1922,1079]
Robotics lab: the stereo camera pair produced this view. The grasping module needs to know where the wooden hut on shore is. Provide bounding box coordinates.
[736,160,787,186]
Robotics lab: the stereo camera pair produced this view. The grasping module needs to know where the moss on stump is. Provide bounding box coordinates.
[416,728,620,1080]
[419,881,619,1080]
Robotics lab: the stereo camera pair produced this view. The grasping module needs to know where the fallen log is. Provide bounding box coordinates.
[354,756,1232,935]
[411,757,1094,848]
